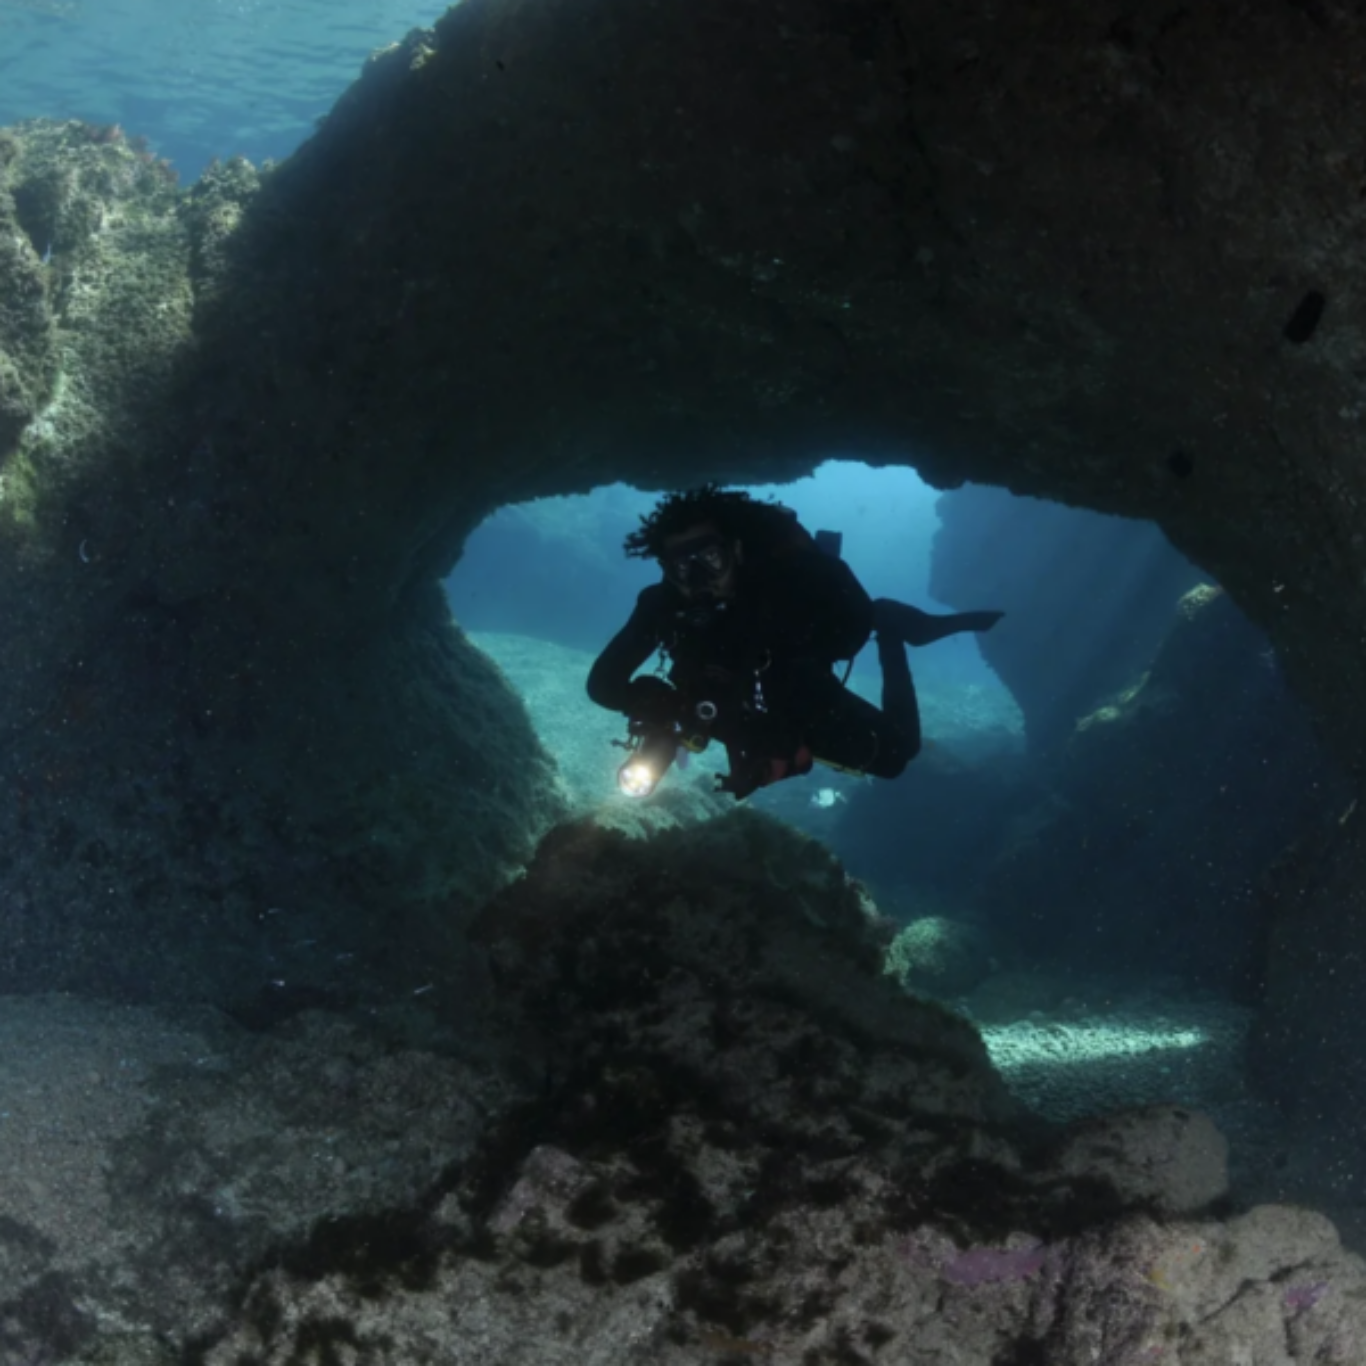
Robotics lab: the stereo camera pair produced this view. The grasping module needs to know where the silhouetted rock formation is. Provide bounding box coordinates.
[3,0,1366,1324]
[973,585,1346,990]
[929,484,1202,755]
[8,3,1366,993]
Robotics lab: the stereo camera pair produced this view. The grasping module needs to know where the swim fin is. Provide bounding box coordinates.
[872,599,1004,647]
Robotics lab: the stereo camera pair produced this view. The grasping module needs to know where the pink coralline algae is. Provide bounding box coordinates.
[1284,1281,1328,1312]
[941,1243,1050,1287]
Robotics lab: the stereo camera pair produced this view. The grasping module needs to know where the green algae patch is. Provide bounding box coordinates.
[0,118,193,552]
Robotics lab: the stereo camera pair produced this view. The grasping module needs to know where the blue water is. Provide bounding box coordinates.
[0,0,441,177]
[446,462,1008,694]
[739,462,996,690]
[0,5,1355,1349]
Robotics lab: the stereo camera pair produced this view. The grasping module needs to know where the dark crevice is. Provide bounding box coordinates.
[1283,290,1326,344]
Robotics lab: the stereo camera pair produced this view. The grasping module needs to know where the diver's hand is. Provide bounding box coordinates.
[624,676,683,726]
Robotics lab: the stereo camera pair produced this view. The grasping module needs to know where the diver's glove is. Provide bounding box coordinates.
[623,676,684,727]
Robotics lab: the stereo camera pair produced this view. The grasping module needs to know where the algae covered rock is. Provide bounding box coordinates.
[0,113,573,1010]
[182,153,262,317]
[1055,1104,1229,1216]
[4,815,1358,1365]
[469,808,1010,1122]
[0,118,188,506]
[189,800,1365,1366]
[0,130,58,453]
[885,913,995,998]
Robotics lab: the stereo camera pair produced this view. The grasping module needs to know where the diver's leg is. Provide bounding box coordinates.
[803,674,919,779]
[875,631,921,759]
[872,598,1004,647]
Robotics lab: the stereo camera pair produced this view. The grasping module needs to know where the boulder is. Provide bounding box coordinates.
[1054,1105,1229,1216]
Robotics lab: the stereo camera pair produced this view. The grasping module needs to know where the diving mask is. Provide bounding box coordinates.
[663,533,731,592]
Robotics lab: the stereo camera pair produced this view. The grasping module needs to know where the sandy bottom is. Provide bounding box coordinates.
[0,993,220,1257]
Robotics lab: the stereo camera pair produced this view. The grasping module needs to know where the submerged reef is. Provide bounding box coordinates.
[3,0,1366,1350]
[1,815,1359,1363]
[0,128,563,1009]
[0,0,1363,1035]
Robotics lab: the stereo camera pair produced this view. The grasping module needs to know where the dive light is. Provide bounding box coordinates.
[616,699,719,799]
[617,724,681,799]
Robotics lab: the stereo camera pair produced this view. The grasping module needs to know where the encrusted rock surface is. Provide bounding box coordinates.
[0,815,1359,1364]
[198,1195,1366,1366]
[5,0,1366,1323]
[1054,1105,1229,1217]
[0,0,1365,1089]
[198,815,1359,1365]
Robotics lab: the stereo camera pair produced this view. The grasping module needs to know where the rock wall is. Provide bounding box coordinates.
[929,484,1202,754]
[0,127,564,1007]
[1251,810,1366,1209]
[82,0,1366,780]
[825,583,1344,994]
[2,0,1366,1094]
[972,585,1345,991]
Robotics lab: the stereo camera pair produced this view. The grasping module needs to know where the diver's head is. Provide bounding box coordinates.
[660,520,740,600]
[623,485,760,599]
[622,484,758,583]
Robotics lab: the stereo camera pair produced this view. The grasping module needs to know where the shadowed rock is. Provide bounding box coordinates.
[3,0,1366,1224]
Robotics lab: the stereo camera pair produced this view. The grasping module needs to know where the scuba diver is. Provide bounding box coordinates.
[587,485,1004,801]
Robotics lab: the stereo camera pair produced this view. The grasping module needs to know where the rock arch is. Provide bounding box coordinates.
[0,0,1362,1067]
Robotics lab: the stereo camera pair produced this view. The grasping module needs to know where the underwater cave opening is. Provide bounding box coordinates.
[443,460,1347,1138]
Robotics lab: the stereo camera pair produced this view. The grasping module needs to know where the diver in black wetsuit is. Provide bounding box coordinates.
[587,485,1003,800]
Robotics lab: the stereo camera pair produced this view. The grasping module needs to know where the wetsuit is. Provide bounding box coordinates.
[588,547,930,791]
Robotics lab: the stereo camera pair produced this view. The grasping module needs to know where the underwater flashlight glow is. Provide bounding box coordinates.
[618,760,659,798]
